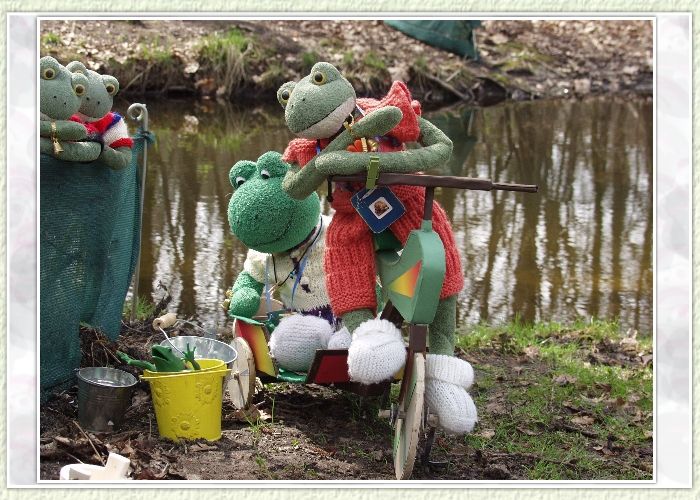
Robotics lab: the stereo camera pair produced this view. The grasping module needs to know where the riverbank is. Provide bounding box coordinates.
[39,19,652,107]
[40,316,652,480]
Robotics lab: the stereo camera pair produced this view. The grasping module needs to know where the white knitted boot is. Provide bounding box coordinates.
[347,319,406,384]
[268,314,332,371]
[425,354,478,435]
[327,326,352,349]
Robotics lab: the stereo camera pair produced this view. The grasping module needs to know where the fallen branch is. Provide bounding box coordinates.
[417,69,473,101]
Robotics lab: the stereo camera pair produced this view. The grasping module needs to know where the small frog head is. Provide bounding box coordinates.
[227,151,321,254]
[277,62,356,139]
[150,345,186,372]
[40,56,89,120]
[66,61,120,121]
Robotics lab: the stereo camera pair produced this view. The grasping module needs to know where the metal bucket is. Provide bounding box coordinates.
[159,336,237,368]
[77,367,137,433]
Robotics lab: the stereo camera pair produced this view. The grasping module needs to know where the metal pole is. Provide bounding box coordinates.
[127,103,149,323]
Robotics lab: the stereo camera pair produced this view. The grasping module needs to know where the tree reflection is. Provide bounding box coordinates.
[137,97,653,333]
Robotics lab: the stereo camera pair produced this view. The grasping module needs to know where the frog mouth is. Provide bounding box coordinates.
[295,97,355,139]
[243,207,297,249]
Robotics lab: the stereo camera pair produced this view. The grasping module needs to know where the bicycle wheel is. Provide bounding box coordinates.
[393,352,425,480]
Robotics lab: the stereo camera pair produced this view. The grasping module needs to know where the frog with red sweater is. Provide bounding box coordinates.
[66,61,133,170]
[277,62,477,435]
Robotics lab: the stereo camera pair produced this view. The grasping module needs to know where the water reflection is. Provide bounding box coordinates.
[133,97,652,333]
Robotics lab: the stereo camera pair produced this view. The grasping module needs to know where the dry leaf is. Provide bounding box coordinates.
[553,374,577,385]
[571,415,595,426]
[516,426,541,436]
[523,345,540,360]
[475,429,495,439]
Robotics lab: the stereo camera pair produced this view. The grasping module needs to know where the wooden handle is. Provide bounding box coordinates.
[152,312,177,329]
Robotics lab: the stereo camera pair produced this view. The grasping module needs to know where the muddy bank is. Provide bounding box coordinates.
[40,19,652,107]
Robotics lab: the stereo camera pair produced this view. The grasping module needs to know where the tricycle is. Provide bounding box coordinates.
[224,171,537,479]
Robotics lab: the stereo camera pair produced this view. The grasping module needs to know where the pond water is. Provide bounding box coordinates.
[127,96,653,334]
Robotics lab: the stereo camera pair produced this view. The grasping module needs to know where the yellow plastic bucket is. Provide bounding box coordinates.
[141,359,230,442]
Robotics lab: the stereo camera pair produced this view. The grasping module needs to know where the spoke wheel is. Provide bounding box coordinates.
[226,337,256,409]
[393,353,425,480]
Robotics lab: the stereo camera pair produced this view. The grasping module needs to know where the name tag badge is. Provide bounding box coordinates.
[351,187,405,233]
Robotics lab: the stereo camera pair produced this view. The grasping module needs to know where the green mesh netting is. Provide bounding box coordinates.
[40,133,151,397]
[384,20,481,60]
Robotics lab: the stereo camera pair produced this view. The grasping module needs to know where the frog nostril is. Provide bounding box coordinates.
[53,95,57,99]
[86,97,90,101]
[97,101,101,106]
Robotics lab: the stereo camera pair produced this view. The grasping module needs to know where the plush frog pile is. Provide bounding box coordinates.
[228,62,477,435]
[39,56,132,168]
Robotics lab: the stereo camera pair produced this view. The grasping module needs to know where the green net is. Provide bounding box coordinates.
[40,132,152,397]
[384,20,481,60]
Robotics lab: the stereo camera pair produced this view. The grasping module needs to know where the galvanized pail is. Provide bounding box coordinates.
[77,367,137,432]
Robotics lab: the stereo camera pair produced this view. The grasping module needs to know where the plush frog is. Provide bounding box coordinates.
[39,56,102,162]
[226,151,353,371]
[65,61,133,170]
[117,344,201,372]
[278,62,477,435]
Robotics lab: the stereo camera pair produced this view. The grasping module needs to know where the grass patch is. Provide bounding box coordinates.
[301,51,320,72]
[457,318,653,480]
[41,32,61,45]
[363,50,386,70]
[198,28,253,96]
[122,295,156,321]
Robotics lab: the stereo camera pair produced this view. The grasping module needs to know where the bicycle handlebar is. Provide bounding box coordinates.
[330,173,538,193]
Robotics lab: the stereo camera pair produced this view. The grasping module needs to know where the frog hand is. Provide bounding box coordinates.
[117,351,157,372]
[183,343,201,371]
[228,287,262,319]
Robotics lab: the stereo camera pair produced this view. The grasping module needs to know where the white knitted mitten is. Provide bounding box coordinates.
[347,319,406,384]
[328,326,352,349]
[268,314,332,371]
[425,354,478,435]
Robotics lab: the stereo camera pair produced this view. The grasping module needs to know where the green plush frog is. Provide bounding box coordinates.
[65,61,132,170]
[117,344,201,372]
[39,56,102,162]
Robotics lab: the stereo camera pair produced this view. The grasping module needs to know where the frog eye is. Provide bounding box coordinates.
[234,176,246,187]
[43,67,56,80]
[279,89,290,104]
[260,169,270,179]
[74,84,85,96]
[105,83,117,95]
[312,71,327,85]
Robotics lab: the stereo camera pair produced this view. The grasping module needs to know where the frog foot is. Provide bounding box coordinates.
[347,319,405,384]
[268,314,333,371]
[424,354,477,435]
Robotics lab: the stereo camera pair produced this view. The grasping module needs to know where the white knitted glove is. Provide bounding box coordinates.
[328,326,352,349]
[268,314,332,371]
[425,354,478,435]
[347,319,406,384]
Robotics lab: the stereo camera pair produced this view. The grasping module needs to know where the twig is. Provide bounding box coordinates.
[71,420,105,466]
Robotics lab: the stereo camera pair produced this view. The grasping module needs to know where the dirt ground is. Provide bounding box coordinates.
[40,318,653,481]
